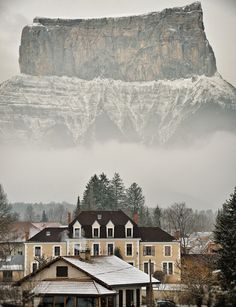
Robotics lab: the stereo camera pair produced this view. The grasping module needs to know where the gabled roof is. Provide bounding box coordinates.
[69,210,140,239]
[27,226,68,242]
[15,255,159,287]
[139,227,175,242]
[64,256,159,287]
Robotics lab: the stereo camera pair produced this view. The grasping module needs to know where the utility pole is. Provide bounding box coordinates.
[147,259,153,307]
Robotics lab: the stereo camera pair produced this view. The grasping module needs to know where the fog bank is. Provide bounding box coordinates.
[0,131,235,210]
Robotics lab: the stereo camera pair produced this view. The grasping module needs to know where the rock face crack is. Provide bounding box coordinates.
[19,2,216,81]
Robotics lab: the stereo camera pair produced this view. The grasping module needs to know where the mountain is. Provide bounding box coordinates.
[0,2,235,147]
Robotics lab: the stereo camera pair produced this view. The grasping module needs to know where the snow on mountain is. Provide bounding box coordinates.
[0,73,235,147]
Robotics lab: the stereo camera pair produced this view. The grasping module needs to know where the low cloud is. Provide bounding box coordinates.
[0,131,235,210]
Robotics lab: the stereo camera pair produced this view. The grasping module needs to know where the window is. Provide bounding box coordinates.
[74,228,80,238]
[93,243,100,256]
[163,262,173,275]
[126,228,132,237]
[54,246,61,257]
[32,262,38,273]
[107,228,113,237]
[144,262,154,275]
[107,243,114,255]
[3,271,12,282]
[143,246,155,256]
[93,228,99,238]
[74,243,80,256]
[128,262,134,266]
[126,243,133,256]
[164,245,171,256]
[56,266,68,277]
[34,246,41,257]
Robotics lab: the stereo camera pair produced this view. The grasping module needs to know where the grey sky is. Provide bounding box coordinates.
[0,0,235,86]
[0,0,235,208]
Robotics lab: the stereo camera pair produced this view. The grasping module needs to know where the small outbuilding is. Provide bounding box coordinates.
[15,253,159,307]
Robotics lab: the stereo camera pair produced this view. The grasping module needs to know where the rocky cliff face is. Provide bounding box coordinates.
[19,2,216,81]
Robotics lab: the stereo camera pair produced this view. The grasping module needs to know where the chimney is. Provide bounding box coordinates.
[133,212,139,225]
[67,212,72,225]
[173,229,180,240]
[80,247,91,261]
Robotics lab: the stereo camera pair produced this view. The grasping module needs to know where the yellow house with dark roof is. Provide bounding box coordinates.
[24,210,181,283]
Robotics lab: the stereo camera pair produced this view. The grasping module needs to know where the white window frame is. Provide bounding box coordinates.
[53,245,61,257]
[74,243,80,256]
[92,243,100,256]
[125,221,133,238]
[34,245,42,257]
[73,221,81,238]
[162,261,174,275]
[125,242,133,257]
[92,221,100,238]
[31,261,38,273]
[143,245,155,256]
[164,245,172,257]
[143,261,155,275]
[106,242,114,255]
[106,220,114,238]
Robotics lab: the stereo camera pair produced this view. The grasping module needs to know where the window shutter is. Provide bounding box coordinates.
[151,246,155,256]
[143,247,146,256]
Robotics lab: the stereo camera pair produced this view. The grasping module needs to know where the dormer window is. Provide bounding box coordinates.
[92,221,100,238]
[125,221,133,238]
[126,228,132,237]
[74,228,80,238]
[93,228,99,237]
[106,220,114,238]
[73,221,81,238]
[108,228,113,237]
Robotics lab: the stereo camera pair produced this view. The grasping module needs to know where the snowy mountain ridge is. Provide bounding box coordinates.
[0,73,235,146]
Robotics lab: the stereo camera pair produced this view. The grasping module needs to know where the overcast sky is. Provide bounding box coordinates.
[0,0,236,86]
[0,0,235,209]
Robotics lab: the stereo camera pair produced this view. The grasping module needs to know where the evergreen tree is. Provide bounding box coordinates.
[74,196,81,217]
[153,204,162,227]
[110,173,126,210]
[214,187,236,290]
[24,204,36,222]
[82,173,113,210]
[41,210,48,222]
[125,182,145,216]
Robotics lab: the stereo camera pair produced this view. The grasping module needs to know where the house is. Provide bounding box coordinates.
[24,210,181,283]
[15,254,159,307]
[0,221,62,258]
[0,255,24,283]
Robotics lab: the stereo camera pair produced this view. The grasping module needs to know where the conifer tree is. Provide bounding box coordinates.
[73,196,81,217]
[214,187,236,290]
[153,204,162,227]
[41,210,48,222]
[125,182,145,216]
[110,173,126,210]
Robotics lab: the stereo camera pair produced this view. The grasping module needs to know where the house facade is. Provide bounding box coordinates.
[24,211,181,283]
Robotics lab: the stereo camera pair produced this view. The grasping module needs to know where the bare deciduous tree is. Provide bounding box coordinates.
[165,202,194,253]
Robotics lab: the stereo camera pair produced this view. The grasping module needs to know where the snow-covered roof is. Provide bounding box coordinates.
[64,256,159,286]
[32,280,116,296]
